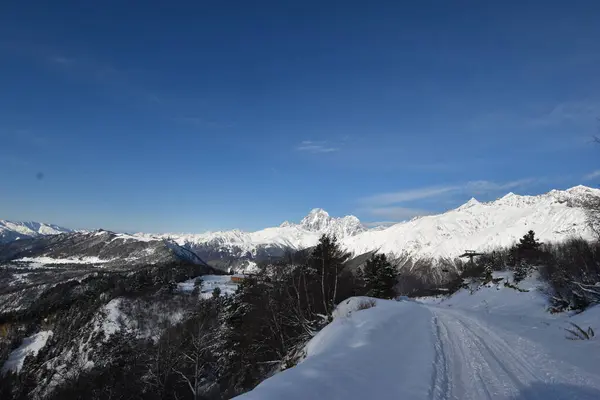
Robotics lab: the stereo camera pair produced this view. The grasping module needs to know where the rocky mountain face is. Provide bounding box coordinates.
[0,220,73,244]
[0,230,209,268]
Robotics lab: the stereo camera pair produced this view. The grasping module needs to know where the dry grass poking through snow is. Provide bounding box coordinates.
[355,298,377,311]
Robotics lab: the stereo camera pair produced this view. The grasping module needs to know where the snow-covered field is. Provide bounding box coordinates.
[238,274,600,400]
[177,274,239,298]
[14,256,112,267]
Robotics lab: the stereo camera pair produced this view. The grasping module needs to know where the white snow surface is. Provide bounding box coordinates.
[1,331,53,374]
[138,186,600,263]
[178,274,238,299]
[238,273,600,400]
[15,256,111,266]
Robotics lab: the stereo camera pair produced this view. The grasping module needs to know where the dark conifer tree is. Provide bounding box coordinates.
[307,235,350,316]
[361,253,398,299]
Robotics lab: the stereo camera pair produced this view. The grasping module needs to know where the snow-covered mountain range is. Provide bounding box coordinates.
[343,185,599,260]
[143,185,599,265]
[0,220,73,244]
[140,208,366,266]
[2,185,599,269]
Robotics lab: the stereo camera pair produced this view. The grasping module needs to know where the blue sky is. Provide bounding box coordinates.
[1,1,599,232]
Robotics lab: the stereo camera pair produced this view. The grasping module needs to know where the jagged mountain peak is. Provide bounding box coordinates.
[457,197,480,211]
[300,208,332,231]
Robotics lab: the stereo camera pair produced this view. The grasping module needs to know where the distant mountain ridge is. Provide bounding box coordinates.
[2,186,599,271]
[0,229,210,268]
[145,185,600,269]
[0,220,74,244]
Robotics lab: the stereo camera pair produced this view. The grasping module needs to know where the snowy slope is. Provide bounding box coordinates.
[1,331,53,374]
[0,220,73,243]
[238,275,600,400]
[342,185,600,260]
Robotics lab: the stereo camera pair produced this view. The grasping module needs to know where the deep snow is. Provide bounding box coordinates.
[237,274,600,400]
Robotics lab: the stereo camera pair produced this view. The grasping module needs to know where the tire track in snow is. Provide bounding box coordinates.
[429,314,450,400]
[432,308,526,399]
[429,306,600,399]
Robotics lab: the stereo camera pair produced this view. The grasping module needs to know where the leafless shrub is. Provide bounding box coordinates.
[355,298,377,311]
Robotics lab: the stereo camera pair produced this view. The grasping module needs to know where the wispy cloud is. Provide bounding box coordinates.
[362,186,459,206]
[296,140,339,154]
[363,221,402,228]
[49,55,76,65]
[527,101,600,128]
[584,170,600,181]
[365,207,432,221]
[360,178,537,223]
[3,41,160,107]
[465,179,535,194]
[174,116,233,130]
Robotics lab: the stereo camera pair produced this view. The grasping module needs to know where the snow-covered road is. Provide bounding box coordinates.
[238,292,600,400]
[430,307,600,399]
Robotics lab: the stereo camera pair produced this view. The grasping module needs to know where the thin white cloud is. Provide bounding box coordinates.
[360,178,537,224]
[363,179,536,207]
[363,221,401,228]
[584,170,600,181]
[174,116,232,130]
[465,179,535,194]
[361,186,459,206]
[528,101,600,127]
[296,140,339,154]
[49,55,75,65]
[366,207,431,221]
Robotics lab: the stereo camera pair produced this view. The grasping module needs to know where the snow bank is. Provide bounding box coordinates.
[237,298,436,400]
[238,273,600,400]
[1,331,53,374]
[424,271,551,316]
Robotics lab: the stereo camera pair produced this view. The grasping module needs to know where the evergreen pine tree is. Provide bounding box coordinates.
[514,259,529,283]
[377,255,398,299]
[361,253,397,299]
[308,235,350,316]
[517,230,542,251]
[516,230,542,267]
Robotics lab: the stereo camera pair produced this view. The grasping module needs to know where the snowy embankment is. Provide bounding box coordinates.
[238,274,600,400]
